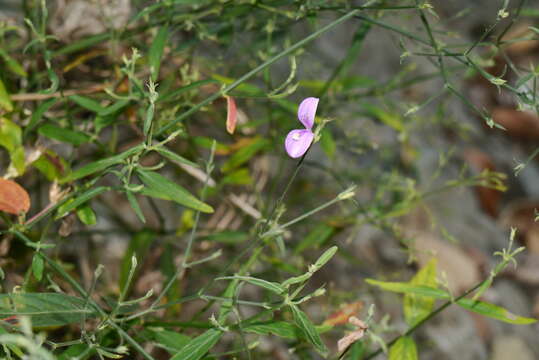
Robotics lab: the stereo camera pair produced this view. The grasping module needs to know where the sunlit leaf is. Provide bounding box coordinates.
[404,258,438,326]
[0,77,13,112]
[389,336,418,360]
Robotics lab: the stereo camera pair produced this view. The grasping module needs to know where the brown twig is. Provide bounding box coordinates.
[10,84,108,101]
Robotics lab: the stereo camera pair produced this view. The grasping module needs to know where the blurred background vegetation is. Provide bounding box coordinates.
[0,0,539,359]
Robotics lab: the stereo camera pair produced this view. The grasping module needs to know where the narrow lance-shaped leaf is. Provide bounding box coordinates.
[290,304,328,356]
[365,279,450,299]
[155,147,199,168]
[149,26,169,81]
[61,145,142,183]
[244,321,301,339]
[56,186,110,218]
[137,170,214,213]
[170,329,222,360]
[38,124,91,146]
[126,190,146,223]
[69,95,105,113]
[0,293,98,327]
[312,246,338,270]
[366,279,537,325]
[456,298,537,325]
[217,276,285,295]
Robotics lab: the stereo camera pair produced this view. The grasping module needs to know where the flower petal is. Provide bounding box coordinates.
[297,97,319,129]
[285,129,314,158]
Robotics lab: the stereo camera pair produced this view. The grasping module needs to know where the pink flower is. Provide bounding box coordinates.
[285,97,319,158]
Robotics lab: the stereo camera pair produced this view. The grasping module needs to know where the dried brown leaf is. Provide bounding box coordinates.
[0,178,30,215]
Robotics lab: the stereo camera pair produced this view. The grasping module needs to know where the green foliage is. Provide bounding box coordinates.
[1,1,538,359]
[0,293,97,327]
[403,259,438,326]
[389,336,418,360]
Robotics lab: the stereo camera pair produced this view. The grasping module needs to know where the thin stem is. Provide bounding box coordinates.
[156,9,360,135]
[361,280,485,360]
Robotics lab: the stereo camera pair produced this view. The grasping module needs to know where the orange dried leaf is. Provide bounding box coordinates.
[226,95,237,134]
[323,301,363,326]
[0,178,30,214]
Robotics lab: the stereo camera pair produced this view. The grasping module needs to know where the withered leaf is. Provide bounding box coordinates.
[0,178,30,214]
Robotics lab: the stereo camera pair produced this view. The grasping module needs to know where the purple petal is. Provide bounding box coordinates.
[285,129,314,158]
[297,97,319,129]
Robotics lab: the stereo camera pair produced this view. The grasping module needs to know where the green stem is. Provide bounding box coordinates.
[360,280,485,360]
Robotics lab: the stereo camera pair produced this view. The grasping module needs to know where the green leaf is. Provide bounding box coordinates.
[33,150,69,181]
[362,103,404,132]
[404,258,438,326]
[313,246,338,270]
[0,117,25,174]
[244,321,301,339]
[149,26,169,81]
[126,190,146,223]
[0,117,21,152]
[69,95,105,113]
[217,276,285,295]
[57,186,110,218]
[367,279,537,325]
[31,254,44,281]
[365,279,449,299]
[38,124,91,146]
[143,328,191,354]
[58,344,93,360]
[25,98,58,135]
[99,99,130,117]
[290,305,328,356]
[0,293,98,327]
[76,204,97,225]
[155,147,199,168]
[294,223,335,253]
[170,329,222,360]
[0,48,27,77]
[158,79,218,103]
[221,137,269,172]
[119,230,155,294]
[137,170,214,213]
[389,336,418,360]
[61,145,141,183]
[0,77,13,112]
[200,231,248,244]
[456,298,537,325]
[221,168,253,186]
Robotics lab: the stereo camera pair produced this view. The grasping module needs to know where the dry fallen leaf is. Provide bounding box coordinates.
[226,95,237,134]
[491,108,539,140]
[337,317,368,353]
[463,148,502,217]
[0,178,30,215]
[323,301,364,326]
[413,232,481,294]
